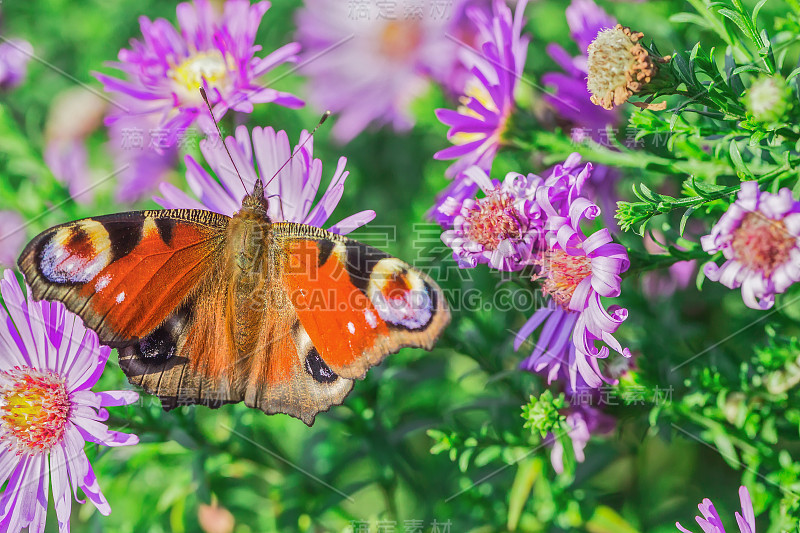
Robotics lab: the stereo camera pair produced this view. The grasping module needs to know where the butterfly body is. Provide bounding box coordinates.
[19,189,449,425]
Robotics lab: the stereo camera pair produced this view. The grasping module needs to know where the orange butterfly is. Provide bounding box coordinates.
[17,119,450,426]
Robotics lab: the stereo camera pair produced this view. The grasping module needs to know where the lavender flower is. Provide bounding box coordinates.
[440,166,544,271]
[295,0,468,143]
[157,125,375,234]
[550,404,614,474]
[701,182,800,310]
[434,0,530,178]
[0,270,139,532]
[676,485,756,533]
[44,140,93,205]
[96,0,303,144]
[0,38,32,90]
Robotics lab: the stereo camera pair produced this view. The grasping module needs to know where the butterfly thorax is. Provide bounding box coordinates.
[229,193,272,274]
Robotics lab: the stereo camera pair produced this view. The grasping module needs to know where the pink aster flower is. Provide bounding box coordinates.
[296,0,470,143]
[701,182,800,310]
[0,212,26,268]
[440,166,544,271]
[676,485,756,533]
[434,0,530,178]
[95,0,303,145]
[516,155,630,389]
[0,270,139,532]
[156,125,375,234]
[0,38,32,90]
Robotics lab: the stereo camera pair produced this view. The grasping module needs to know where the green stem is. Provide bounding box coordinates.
[517,132,730,180]
[618,160,797,233]
[623,247,710,278]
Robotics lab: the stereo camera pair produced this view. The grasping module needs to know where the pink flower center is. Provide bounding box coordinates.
[536,249,593,309]
[731,212,796,277]
[0,368,71,454]
[464,192,523,250]
[380,20,423,62]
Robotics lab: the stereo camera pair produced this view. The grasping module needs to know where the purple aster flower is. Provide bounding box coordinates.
[0,212,25,268]
[95,0,303,144]
[701,182,800,310]
[296,0,470,143]
[516,155,631,389]
[676,485,756,533]
[440,166,544,271]
[0,38,32,90]
[108,113,179,203]
[434,0,530,178]
[0,270,139,532]
[157,125,375,234]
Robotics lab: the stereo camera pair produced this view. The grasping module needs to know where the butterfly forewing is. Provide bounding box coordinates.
[17,209,228,345]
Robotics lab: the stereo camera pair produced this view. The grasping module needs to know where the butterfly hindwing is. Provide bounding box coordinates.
[118,284,354,426]
[18,209,228,346]
[275,222,451,380]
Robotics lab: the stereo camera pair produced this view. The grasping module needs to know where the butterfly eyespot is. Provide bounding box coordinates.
[304,348,338,384]
[137,327,177,364]
[39,221,112,284]
[367,258,433,331]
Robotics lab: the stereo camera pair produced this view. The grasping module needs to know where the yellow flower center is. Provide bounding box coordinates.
[731,212,796,277]
[536,249,593,309]
[169,51,231,101]
[452,78,507,146]
[379,20,423,62]
[0,368,71,454]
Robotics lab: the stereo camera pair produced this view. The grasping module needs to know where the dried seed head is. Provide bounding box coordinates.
[587,24,659,110]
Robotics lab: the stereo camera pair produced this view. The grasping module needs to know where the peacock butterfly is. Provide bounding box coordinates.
[17,102,450,426]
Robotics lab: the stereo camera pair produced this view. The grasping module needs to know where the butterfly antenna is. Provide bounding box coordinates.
[262,111,331,193]
[200,87,248,192]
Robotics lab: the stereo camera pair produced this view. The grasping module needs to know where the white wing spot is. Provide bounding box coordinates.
[364,309,378,329]
[347,322,355,334]
[116,292,126,304]
[95,274,112,292]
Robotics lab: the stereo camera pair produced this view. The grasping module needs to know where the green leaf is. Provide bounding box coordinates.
[507,458,542,532]
[786,67,800,82]
[586,506,641,533]
[729,142,754,179]
[717,8,755,42]
[679,206,697,236]
[669,13,713,28]
[753,0,769,21]
[732,65,767,75]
